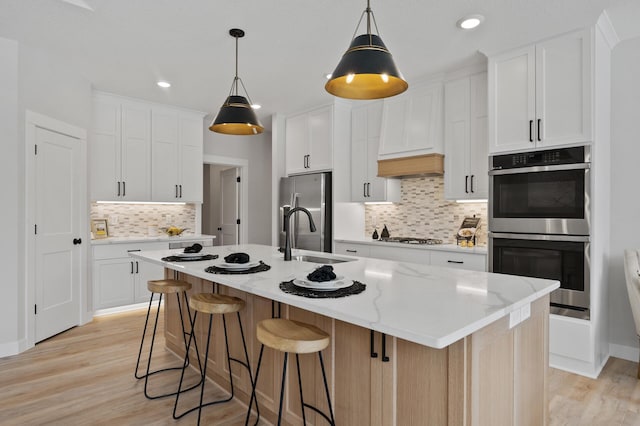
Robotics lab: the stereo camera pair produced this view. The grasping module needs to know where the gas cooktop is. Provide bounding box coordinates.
[379,237,443,245]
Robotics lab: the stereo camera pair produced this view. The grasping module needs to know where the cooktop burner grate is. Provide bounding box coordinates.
[380,237,443,245]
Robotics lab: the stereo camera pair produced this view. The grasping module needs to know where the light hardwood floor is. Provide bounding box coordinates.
[1,308,640,425]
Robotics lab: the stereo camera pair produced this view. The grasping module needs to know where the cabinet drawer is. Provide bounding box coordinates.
[334,242,371,258]
[369,245,430,264]
[430,250,486,271]
[93,242,168,260]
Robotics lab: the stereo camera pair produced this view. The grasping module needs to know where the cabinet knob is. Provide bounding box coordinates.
[73,238,82,245]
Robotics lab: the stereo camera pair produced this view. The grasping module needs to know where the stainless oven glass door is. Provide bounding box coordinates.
[489,163,590,235]
[489,233,590,319]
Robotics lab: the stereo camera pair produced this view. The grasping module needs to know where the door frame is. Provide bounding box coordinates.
[200,154,248,244]
[25,110,88,349]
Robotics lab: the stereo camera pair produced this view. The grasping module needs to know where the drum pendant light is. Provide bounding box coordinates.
[210,28,264,135]
[325,0,408,100]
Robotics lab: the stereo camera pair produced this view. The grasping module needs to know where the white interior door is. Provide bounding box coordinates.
[220,167,239,245]
[34,127,81,342]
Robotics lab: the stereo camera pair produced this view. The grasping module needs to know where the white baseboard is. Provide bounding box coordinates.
[549,353,609,379]
[0,338,27,358]
[609,343,639,362]
[94,301,161,317]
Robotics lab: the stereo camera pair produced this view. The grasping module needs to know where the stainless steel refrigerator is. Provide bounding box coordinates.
[279,172,332,253]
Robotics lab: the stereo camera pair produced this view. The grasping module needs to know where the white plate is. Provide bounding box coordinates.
[217,261,261,270]
[177,252,207,258]
[293,277,351,291]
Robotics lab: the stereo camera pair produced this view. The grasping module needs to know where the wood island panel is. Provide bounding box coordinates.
[163,270,550,426]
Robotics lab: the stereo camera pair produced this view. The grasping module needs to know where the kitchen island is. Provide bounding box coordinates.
[131,244,559,425]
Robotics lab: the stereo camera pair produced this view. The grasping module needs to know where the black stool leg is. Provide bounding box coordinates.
[244,344,265,426]
[143,293,163,399]
[134,292,156,379]
[277,352,289,426]
[173,311,199,420]
[296,354,308,425]
[237,312,260,423]
[318,351,336,426]
[222,314,236,398]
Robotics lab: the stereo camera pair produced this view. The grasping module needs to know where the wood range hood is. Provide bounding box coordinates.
[377,153,444,178]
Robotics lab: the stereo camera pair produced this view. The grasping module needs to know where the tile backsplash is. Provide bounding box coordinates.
[364,176,488,245]
[90,203,196,238]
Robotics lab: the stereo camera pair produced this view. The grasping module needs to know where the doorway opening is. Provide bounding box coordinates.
[201,155,249,245]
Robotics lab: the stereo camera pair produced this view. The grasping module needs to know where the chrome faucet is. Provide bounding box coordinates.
[283,207,316,261]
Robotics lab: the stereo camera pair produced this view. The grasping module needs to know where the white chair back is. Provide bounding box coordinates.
[624,249,640,337]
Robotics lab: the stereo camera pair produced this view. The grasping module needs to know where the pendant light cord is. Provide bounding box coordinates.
[234,34,239,95]
[224,31,255,106]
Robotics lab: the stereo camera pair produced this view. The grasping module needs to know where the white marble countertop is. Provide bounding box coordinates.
[91,234,216,245]
[335,238,488,255]
[130,244,557,349]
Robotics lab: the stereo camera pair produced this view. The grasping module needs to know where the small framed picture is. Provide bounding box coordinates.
[91,219,109,239]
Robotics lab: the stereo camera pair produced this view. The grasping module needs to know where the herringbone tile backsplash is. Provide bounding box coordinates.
[364,176,487,245]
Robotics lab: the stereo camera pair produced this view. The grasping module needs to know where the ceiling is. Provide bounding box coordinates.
[0,0,633,127]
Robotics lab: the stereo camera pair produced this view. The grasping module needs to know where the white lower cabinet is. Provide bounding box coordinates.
[429,250,486,272]
[93,242,167,309]
[335,240,487,271]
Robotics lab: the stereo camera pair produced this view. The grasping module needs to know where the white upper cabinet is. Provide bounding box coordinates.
[351,102,400,202]
[444,72,488,200]
[285,105,333,175]
[151,108,203,202]
[489,29,592,153]
[379,81,444,159]
[91,92,203,203]
[90,94,151,201]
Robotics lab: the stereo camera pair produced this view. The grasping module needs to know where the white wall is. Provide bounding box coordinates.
[0,39,91,356]
[0,38,20,354]
[608,35,640,356]
[203,129,272,245]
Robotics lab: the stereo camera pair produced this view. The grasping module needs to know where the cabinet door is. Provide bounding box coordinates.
[379,95,408,156]
[178,113,203,202]
[444,77,471,200]
[151,108,180,201]
[369,245,430,264]
[351,106,368,202]
[90,97,121,201]
[334,320,378,426]
[308,106,333,172]
[365,102,397,201]
[120,101,151,201]
[535,29,591,147]
[94,258,134,309]
[285,113,309,175]
[134,259,165,304]
[468,72,489,199]
[489,46,536,153]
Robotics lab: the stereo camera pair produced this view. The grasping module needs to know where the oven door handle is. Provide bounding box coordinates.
[489,162,590,175]
[489,232,590,243]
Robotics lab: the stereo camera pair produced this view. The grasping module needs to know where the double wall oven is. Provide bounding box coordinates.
[489,146,591,319]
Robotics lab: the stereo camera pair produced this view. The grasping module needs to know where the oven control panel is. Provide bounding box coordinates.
[491,146,587,169]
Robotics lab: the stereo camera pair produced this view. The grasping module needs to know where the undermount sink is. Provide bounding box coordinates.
[290,255,353,264]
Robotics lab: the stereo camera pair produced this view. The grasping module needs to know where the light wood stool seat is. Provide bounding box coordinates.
[246,319,335,426]
[147,279,191,294]
[135,279,201,401]
[174,291,257,425]
[189,293,245,315]
[257,318,330,354]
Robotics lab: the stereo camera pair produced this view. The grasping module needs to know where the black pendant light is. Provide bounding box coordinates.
[210,28,264,135]
[325,0,408,100]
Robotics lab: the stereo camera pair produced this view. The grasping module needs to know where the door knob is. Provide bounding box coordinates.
[73,238,82,245]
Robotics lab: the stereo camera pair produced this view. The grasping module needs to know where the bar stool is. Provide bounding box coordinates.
[245,318,335,426]
[134,279,201,399]
[173,293,258,425]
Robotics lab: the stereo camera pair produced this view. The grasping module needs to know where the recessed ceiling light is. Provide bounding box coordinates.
[456,15,484,30]
[157,81,171,88]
